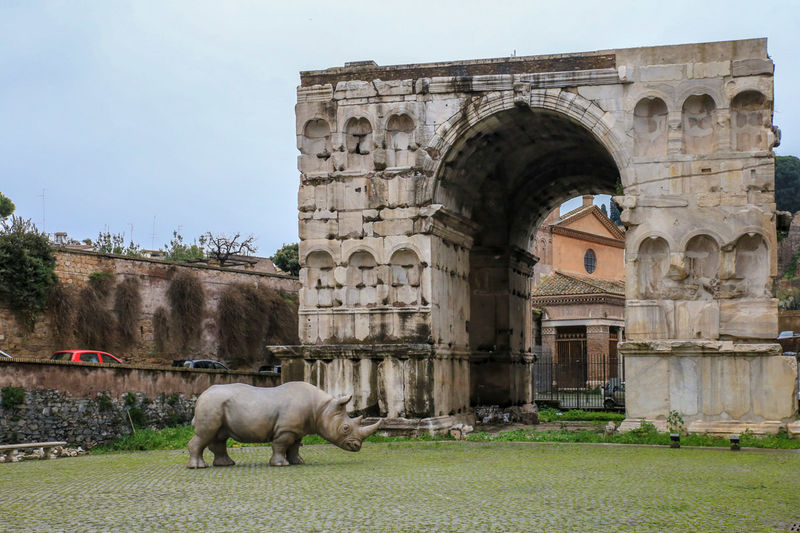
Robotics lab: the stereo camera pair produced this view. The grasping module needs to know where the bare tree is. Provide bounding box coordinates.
[204,232,257,266]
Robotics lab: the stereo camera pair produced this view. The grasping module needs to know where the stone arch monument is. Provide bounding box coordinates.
[275,39,798,434]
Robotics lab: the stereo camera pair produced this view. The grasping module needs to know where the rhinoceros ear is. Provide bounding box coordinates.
[335,394,352,407]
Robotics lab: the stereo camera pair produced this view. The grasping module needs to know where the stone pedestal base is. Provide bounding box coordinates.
[620,340,798,432]
[619,418,787,435]
[267,344,470,419]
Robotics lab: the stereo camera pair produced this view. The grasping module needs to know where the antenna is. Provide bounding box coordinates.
[129,223,134,245]
[38,188,46,233]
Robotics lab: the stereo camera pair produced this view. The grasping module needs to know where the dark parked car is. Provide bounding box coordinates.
[603,378,625,409]
[258,364,281,373]
[778,331,800,354]
[51,350,123,364]
[172,359,229,370]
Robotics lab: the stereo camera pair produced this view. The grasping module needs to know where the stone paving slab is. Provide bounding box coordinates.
[1,442,799,531]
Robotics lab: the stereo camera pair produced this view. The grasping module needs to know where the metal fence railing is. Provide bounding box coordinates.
[534,349,625,410]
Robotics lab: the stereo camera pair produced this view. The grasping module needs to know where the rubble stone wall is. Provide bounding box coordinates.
[0,359,280,447]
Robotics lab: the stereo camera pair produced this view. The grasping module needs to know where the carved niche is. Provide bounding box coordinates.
[633,97,668,157]
[305,251,337,308]
[300,119,332,174]
[734,233,770,298]
[682,94,716,154]
[389,249,422,306]
[684,234,720,299]
[345,251,378,307]
[345,117,373,171]
[385,114,416,168]
[731,91,769,151]
[637,236,670,299]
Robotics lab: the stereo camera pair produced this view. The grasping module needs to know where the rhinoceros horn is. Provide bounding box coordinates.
[335,394,352,407]
[359,419,381,439]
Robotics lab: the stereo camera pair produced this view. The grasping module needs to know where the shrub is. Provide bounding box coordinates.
[123,392,137,407]
[127,406,146,428]
[217,283,299,368]
[114,277,142,349]
[96,392,113,411]
[0,216,56,330]
[1,386,26,409]
[88,271,116,299]
[166,272,205,351]
[271,243,299,276]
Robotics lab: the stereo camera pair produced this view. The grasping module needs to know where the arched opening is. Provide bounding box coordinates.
[434,106,622,406]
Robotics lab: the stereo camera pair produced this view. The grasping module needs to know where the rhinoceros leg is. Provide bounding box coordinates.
[209,437,235,467]
[269,433,298,466]
[287,440,304,465]
[187,435,210,469]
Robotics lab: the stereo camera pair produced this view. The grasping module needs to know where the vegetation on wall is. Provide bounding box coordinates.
[75,273,117,350]
[217,283,299,368]
[0,216,57,330]
[1,385,26,409]
[271,242,300,276]
[166,271,206,352]
[152,306,171,354]
[114,277,142,348]
[47,281,78,346]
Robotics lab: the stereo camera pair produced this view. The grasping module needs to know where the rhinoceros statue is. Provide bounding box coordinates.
[187,381,380,468]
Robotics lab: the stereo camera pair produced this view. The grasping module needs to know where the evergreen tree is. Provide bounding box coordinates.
[776,155,800,213]
[609,200,622,226]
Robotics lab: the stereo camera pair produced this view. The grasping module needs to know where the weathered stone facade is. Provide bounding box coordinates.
[284,39,798,433]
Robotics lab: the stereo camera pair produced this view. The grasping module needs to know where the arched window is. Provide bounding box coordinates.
[584,249,597,274]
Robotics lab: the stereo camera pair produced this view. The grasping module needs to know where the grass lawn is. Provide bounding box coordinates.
[2,441,799,531]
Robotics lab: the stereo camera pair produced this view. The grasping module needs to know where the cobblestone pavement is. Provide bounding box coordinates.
[2,442,799,532]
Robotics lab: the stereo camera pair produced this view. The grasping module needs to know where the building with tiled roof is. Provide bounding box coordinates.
[530,195,625,388]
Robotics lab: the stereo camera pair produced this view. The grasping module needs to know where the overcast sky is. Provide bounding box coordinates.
[2,1,798,254]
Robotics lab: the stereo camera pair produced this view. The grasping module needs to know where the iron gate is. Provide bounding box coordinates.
[534,347,625,410]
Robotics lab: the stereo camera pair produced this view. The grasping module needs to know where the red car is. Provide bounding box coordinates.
[51,350,124,364]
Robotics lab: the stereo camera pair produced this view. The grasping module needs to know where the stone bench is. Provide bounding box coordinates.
[0,441,67,462]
